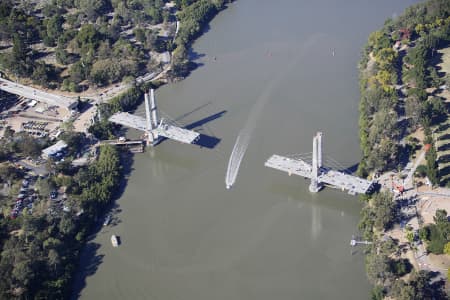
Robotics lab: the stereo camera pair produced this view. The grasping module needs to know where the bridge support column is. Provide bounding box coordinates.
[309,132,322,193]
[144,90,160,146]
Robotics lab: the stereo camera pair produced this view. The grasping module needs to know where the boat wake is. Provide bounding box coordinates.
[225,132,250,189]
[224,34,324,189]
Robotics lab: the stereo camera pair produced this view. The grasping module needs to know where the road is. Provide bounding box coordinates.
[405,149,426,190]
[0,77,77,110]
[0,15,180,112]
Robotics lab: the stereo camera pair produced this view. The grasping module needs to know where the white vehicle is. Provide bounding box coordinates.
[111,235,119,247]
[103,214,111,226]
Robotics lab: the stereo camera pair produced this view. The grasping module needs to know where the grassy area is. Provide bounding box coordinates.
[435,47,450,185]
[438,47,450,75]
[436,121,450,185]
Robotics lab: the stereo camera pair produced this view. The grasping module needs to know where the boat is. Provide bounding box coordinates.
[103,214,111,226]
[111,235,119,247]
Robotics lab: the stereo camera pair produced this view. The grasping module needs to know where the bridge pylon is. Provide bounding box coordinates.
[309,132,323,193]
[144,89,160,146]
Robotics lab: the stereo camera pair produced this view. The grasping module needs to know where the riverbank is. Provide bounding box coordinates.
[357,0,450,298]
[0,1,236,298]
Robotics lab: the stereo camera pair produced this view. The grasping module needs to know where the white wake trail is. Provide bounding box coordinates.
[225,132,250,188]
[224,34,325,189]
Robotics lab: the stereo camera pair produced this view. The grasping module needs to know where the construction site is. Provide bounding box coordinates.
[0,77,76,138]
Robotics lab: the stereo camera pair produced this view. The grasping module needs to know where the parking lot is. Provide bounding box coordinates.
[10,176,38,219]
[0,98,68,137]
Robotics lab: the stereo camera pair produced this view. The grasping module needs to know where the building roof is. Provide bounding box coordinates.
[42,140,68,157]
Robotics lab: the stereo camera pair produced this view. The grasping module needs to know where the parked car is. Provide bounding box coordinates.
[50,191,58,200]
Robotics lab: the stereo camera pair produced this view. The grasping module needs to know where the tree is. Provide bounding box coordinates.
[36,177,53,198]
[370,286,384,300]
[69,61,86,84]
[372,190,396,230]
[0,164,22,182]
[405,95,423,128]
[13,133,43,158]
[47,249,61,275]
[45,14,64,46]
[444,241,450,255]
[60,120,75,133]
[12,259,34,289]
[425,145,439,186]
[366,252,392,285]
[406,229,415,244]
[419,227,429,241]
[58,216,76,236]
[434,209,448,225]
[133,27,145,42]
[32,62,53,87]
[427,66,442,88]
[75,0,107,21]
[3,126,14,139]
[390,279,416,300]
[88,120,114,140]
[55,47,71,65]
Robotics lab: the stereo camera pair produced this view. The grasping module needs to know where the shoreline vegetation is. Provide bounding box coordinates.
[357,0,450,299]
[0,0,233,98]
[0,1,233,298]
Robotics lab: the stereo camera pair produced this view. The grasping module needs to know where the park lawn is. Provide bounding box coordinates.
[438,47,450,75]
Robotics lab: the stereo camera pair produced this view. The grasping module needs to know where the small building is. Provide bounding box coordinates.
[41,140,68,159]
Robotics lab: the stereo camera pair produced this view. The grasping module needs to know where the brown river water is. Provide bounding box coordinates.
[73,0,418,299]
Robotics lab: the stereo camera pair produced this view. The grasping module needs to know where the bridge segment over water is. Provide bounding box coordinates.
[265,132,374,195]
[108,89,199,146]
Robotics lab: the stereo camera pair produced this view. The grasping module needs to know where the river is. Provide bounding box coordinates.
[73,0,418,299]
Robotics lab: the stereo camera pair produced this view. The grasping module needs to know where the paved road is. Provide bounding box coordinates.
[418,187,450,198]
[405,150,426,190]
[0,77,76,110]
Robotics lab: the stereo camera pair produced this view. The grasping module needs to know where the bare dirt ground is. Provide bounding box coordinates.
[417,190,450,224]
[73,104,96,133]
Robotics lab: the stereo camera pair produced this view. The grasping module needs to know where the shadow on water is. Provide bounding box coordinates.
[189,50,207,61]
[185,110,227,130]
[70,242,104,300]
[194,133,221,149]
[175,101,213,122]
[159,110,226,148]
[186,110,226,149]
[70,152,135,299]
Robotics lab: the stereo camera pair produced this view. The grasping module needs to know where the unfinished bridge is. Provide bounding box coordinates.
[108,89,200,146]
[265,132,374,195]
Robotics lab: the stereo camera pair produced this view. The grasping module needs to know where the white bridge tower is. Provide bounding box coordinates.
[108,89,200,146]
[144,89,160,146]
[265,131,374,195]
[309,132,323,193]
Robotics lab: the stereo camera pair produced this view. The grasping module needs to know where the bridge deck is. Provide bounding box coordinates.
[0,77,77,109]
[108,113,199,144]
[319,169,373,195]
[265,154,373,195]
[157,122,200,144]
[100,140,144,145]
[109,112,147,131]
[265,154,312,177]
